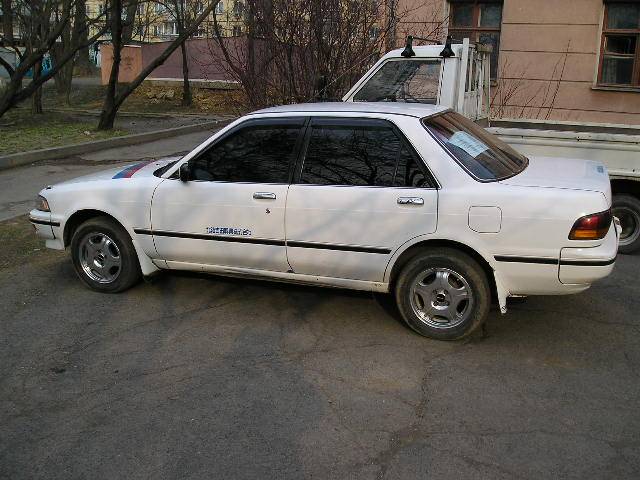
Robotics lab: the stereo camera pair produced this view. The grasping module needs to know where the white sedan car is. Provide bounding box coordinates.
[30,103,620,340]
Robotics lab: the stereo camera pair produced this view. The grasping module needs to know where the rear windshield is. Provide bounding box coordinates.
[423,111,528,181]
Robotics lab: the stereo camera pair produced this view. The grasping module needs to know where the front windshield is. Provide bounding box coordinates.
[353,59,441,103]
[423,111,528,181]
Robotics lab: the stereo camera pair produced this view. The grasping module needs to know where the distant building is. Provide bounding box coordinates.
[84,0,246,43]
[397,0,640,125]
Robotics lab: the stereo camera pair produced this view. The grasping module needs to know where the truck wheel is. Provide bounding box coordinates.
[612,194,640,254]
[70,217,142,293]
[394,248,491,340]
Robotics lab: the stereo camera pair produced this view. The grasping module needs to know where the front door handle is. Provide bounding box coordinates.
[253,192,276,200]
[397,196,424,205]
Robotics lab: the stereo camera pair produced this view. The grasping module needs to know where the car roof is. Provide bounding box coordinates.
[251,102,448,119]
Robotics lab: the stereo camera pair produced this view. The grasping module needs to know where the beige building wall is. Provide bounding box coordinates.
[396,0,640,125]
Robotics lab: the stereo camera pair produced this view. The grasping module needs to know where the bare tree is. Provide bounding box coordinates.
[158,0,209,106]
[0,0,107,118]
[50,0,91,102]
[205,0,446,111]
[97,0,220,129]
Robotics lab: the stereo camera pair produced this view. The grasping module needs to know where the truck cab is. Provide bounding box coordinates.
[343,38,492,123]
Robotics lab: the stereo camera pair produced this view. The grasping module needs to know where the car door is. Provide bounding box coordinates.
[285,117,439,282]
[150,117,305,271]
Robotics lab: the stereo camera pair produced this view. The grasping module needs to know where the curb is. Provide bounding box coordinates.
[0,119,231,171]
[46,108,237,119]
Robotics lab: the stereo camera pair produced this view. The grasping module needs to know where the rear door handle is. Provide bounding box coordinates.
[253,192,276,200]
[397,197,424,205]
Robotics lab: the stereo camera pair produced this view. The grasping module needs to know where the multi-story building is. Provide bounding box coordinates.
[85,0,246,43]
[397,0,640,125]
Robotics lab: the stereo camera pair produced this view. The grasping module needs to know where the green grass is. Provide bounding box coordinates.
[0,110,127,155]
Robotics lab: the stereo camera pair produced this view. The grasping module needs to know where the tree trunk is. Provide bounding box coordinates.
[180,40,192,106]
[74,0,92,74]
[98,0,123,130]
[52,43,74,97]
[385,0,398,52]
[32,61,43,114]
[1,0,13,44]
[121,0,139,44]
[97,99,119,129]
[97,1,220,129]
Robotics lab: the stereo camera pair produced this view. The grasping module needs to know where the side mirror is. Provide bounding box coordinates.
[179,162,191,182]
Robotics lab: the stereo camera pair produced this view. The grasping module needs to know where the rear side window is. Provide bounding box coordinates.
[190,120,303,183]
[423,111,528,181]
[300,119,435,188]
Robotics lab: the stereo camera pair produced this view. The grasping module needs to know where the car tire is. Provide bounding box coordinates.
[612,194,640,254]
[394,248,491,340]
[70,216,141,293]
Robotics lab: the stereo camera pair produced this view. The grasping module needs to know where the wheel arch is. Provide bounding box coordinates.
[64,209,120,247]
[385,238,498,301]
[63,208,159,276]
[610,178,640,198]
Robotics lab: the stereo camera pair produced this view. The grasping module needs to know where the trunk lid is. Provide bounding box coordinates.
[500,155,612,204]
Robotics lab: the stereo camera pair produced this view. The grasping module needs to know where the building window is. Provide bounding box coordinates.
[233,1,244,16]
[232,25,242,36]
[448,0,502,79]
[598,2,640,87]
[215,1,224,14]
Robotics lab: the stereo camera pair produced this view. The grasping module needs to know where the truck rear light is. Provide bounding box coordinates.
[569,209,612,240]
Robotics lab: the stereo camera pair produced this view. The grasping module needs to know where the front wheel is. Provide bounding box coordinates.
[70,217,141,293]
[394,248,491,340]
[612,194,640,254]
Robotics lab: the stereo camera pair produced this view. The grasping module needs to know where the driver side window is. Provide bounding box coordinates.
[190,120,303,183]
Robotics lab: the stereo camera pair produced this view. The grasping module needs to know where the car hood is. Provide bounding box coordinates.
[54,157,180,186]
[500,155,612,204]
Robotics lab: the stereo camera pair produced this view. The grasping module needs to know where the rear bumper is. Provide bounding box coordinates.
[558,217,620,285]
[493,218,620,296]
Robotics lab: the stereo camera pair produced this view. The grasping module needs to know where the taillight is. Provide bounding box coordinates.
[569,209,612,240]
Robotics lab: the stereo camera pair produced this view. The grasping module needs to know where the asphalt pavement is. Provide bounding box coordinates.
[1,125,639,479]
[1,231,639,479]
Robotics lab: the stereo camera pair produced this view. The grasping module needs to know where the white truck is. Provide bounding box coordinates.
[343,37,640,253]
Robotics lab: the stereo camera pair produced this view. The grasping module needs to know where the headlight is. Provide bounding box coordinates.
[35,195,50,212]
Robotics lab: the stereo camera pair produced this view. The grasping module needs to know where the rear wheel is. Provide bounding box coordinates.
[70,217,141,292]
[612,194,640,254]
[394,248,491,340]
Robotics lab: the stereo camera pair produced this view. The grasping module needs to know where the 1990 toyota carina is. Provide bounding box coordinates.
[30,103,620,340]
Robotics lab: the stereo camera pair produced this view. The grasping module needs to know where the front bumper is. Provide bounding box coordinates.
[29,209,64,250]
